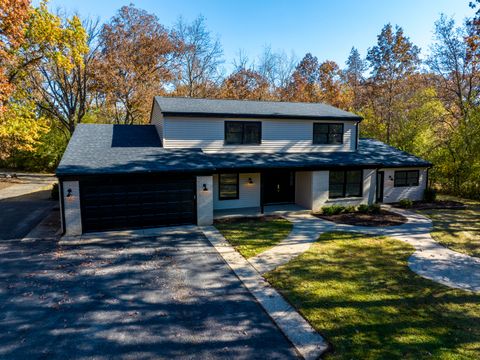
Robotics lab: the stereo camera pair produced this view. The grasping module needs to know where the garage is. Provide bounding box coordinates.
[80,175,196,232]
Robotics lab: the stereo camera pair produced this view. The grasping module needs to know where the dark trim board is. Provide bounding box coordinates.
[162,112,363,122]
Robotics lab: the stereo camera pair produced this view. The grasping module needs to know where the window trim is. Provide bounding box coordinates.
[329,169,363,199]
[218,173,239,200]
[394,170,420,187]
[224,121,262,145]
[312,123,344,145]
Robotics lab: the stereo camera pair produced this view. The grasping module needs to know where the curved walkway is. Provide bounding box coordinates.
[249,207,480,293]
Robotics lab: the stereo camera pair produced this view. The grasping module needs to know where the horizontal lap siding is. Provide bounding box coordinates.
[213,173,260,210]
[381,167,427,203]
[150,101,164,142]
[163,117,356,152]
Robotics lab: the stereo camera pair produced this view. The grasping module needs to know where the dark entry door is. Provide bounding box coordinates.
[263,171,295,204]
[80,175,196,233]
[376,171,384,203]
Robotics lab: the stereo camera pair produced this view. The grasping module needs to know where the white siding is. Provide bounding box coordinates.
[309,169,376,212]
[163,117,357,152]
[150,100,164,142]
[381,167,427,203]
[213,173,260,210]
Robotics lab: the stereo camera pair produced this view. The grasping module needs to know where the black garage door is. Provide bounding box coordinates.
[80,176,196,232]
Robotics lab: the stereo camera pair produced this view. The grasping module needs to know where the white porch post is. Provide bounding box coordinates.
[62,180,82,235]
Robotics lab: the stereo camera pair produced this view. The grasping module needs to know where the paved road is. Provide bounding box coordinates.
[0,190,57,240]
[0,232,298,359]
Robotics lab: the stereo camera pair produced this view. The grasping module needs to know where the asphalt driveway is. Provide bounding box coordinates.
[0,231,298,359]
[0,190,56,240]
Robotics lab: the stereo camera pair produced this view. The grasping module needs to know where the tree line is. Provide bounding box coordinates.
[1,0,480,199]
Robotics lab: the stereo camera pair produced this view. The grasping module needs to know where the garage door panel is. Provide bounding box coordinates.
[80,176,196,232]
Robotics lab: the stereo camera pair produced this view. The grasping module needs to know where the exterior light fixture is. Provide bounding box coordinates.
[202,184,208,191]
[388,176,394,181]
[248,177,253,184]
[66,188,73,197]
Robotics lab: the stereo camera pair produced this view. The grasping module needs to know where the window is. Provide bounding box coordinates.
[313,123,344,144]
[225,121,261,145]
[219,173,239,200]
[329,170,363,198]
[394,170,419,187]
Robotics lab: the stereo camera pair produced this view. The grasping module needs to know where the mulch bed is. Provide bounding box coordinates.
[315,210,407,227]
[402,200,466,210]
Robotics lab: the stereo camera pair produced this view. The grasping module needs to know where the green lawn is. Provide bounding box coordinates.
[265,232,480,360]
[419,195,480,258]
[214,216,292,258]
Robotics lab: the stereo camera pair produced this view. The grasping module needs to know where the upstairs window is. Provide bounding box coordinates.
[225,121,261,145]
[219,173,239,200]
[329,170,363,198]
[394,170,419,187]
[313,123,344,145]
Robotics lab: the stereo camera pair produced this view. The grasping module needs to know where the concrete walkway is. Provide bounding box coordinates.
[249,207,480,293]
[202,226,329,360]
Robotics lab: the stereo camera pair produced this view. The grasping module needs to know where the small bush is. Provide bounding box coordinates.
[399,198,413,208]
[344,205,357,213]
[322,205,345,216]
[51,183,59,200]
[369,203,381,214]
[358,204,370,213]
[424,188,437,202]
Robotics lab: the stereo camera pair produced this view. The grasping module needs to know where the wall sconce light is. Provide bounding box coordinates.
[66,188,73,197]
[202,183,208,191]
[388,176,393,181]
[248,177,253,184]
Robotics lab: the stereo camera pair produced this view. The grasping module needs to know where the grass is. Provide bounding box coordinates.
[265,232,480,360]
[418,195,480,258]
[214,216,292,258]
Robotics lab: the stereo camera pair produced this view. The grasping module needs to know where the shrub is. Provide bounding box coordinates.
[358,204,370,213]
[399,198,413,208]
[51,183,59,200]
[369,203,381,214]
[322,205,345,216]
[344,205,357,213]
[424,188,437,202]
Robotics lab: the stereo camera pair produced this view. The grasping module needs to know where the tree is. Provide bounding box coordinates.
[281,53,320,102]
[344,47,367,110]
[94,5,180,124]
[27,13,92,135]
[172,15,223,98]
[427,15,480,195]
[0,0,30,110]
[366,24,420,142]
[257,46,297,98]
[220,67,270,100]
[318,60,347,108]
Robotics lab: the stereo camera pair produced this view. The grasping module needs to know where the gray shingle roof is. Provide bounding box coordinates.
[56,124,215,176]
[155,96,363,121]
[56,125,431,177]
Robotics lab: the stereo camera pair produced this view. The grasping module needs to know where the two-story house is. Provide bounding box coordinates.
[56,97,431,235]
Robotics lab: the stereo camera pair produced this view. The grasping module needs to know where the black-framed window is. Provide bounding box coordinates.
[225,121,261,145]
[329,170,363,198]
[313,123,344,144]
[219,173,239,200]
[394,170,419,187]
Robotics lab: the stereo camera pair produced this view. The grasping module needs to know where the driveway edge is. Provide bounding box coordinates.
[202,226,329,360]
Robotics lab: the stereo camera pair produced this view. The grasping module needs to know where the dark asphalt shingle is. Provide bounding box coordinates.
[56,124,431,176]
[155,96,363,121]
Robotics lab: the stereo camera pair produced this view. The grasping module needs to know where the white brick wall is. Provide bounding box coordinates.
[213,173,261,210]
[381,167,427,203]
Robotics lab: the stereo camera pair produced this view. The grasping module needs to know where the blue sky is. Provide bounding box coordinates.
[37,0,473,68]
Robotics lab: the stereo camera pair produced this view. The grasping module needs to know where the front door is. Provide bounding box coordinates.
[263,171,295,204]
[376,171,384,203]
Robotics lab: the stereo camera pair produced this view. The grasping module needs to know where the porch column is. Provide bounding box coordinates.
[196,176,213,225]
[62,180,82,235]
